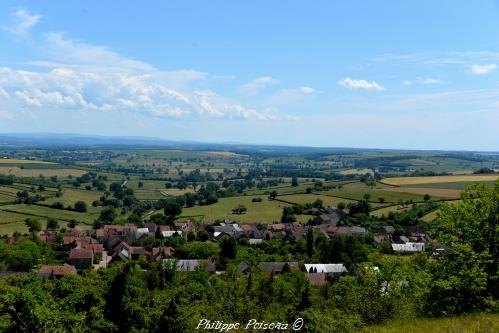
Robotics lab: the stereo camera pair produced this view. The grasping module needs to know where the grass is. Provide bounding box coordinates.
[0,158,55,164]
[404,181,497,190]
[180,195,292,223]
[0,166,86,177]
[0,210,90,235]
[318,181,436,203]
[381,186,461,199]
[370,204,413,217]
[381,175,499,186]
[363,312,499,333]
[0,204,101,225]
[44,188,104,206]
[277,193,356,207]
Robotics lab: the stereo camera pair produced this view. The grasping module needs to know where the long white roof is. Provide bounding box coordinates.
[304,264,347,273]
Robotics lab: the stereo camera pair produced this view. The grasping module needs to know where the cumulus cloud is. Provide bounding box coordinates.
[0,66,281,121]
[6,9,41,37]
[468,64,497,75]
[338,77,384,91]
[402,80,412,86]
[239,76,280,94]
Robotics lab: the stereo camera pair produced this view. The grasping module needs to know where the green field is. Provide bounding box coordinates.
[0,204,101,225]
[180,195,292,223]
[363,312,499,333]
[44,188,105,206]
[277,193,356,207]
[319,182,437,203]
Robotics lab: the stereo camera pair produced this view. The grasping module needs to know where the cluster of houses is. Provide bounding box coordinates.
[1,207,430,282]
[373,225,429,253]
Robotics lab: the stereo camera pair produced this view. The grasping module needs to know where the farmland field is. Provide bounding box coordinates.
[277,193,356,206]
[0,158,55,164]
[44,188,104,206]
[180,195,291,223]
[381,186,461,199]
[381,174,499,186]
[319,181,441,203]
[0,204,101,225]
[0,166,86,177]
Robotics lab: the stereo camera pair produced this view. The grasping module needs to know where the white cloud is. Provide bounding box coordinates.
[239,76,280,94]
[402,80,412,86]
[6,9,41,37]
[468,64,497,75]
[298,86,320,94]
[338,77,384,91]
[421,78,442,85]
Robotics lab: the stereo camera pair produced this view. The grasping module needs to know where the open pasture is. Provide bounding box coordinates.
[277,193,356,207]
[381,174,499,186]
[0,166,86,178]
[180,195,291,223]
[319,181,437,203]
[0,158,55,164]
[0,204,101,225]
[381,186,461,199]
[44,188,104,206]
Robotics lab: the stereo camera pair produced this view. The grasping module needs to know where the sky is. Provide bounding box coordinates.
[1,1,499,150]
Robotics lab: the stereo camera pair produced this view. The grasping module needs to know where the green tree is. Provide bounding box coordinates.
[163,199,183,224]
[281,206,296,223]
[268,190,278,200]
[99,206,116,223]
[25,218,41,232]
[436,181,499,302]
[306,227,314,258]
[232,204,247,214]
[46,218,59,230]
[291,177,299,187]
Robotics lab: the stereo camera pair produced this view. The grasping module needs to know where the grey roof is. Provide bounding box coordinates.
[258,262,299,273]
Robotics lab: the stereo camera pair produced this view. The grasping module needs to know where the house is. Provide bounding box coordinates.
[379,226,395,235]
[237,262,250,273]
[152,246,175,261]
[392,242,425,253]
[164,259,216,273]
[304,264,347,276]
[269,223,285,232]
[305,273,327,286]
[136,227,150,239]
[249,238,263,245]
[112,241,146,260]
[213,223,243,239]
[258,262,299,273]
[69,248,94,269]
[399,235,410,244]
[162,230,182,238]
[39,264,77,279]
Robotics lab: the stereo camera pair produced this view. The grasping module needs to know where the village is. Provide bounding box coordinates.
[2,204,432,288]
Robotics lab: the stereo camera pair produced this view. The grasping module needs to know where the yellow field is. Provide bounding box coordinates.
[0,158,55,164]
[0,167,86,177]
[381,174,499,186]
[338,168,373,175]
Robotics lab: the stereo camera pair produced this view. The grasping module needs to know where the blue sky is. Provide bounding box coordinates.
[1,1,499,150]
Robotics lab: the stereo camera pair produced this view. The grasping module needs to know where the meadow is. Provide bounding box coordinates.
[363,312,499,333]
[381,174,499,186]
[180,195,292,223]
